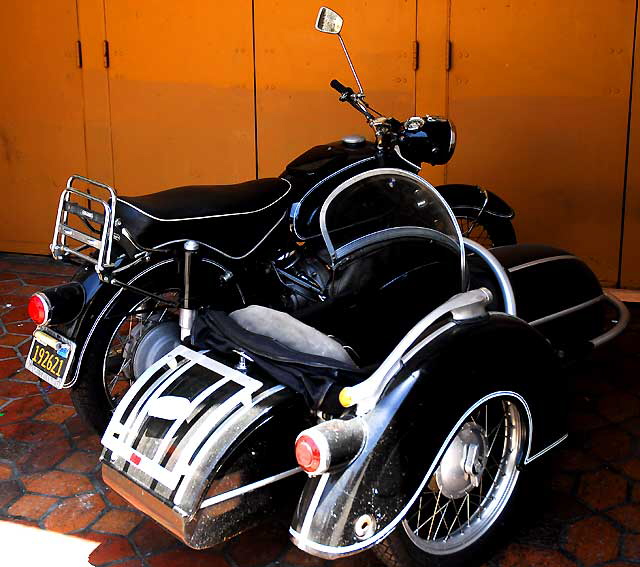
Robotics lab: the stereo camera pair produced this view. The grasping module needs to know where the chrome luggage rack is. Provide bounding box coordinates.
[51,174,118,273]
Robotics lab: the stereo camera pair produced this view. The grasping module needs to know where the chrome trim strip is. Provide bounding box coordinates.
[335,227,460,261]
[300,473,331,539]
[173,384,285,503]
[341,288,492,415]
[317,168,466,281]
[147,210,287,260]
[529,295,604,327]
[289,391,535,559]
[293,156,377,240]
[525,433,568,464]
[508,254,577,273]
[590,293,630,347]
[463,238,517,316]
[200,467,302,509]
[115,178,292,222]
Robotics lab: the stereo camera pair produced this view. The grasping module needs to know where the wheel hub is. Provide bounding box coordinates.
[131,320,181,379]
[435,422,487,499]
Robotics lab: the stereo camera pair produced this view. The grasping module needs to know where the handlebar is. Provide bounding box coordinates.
[330,79,353,97]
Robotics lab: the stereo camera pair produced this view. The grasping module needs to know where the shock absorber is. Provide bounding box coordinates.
[180,240,199,341]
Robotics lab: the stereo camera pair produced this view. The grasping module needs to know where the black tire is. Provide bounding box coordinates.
[374,396,546,567]
[456,215,516,249]
[71,284,181,434]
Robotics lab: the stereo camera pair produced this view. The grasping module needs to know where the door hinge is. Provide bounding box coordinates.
[103,40,110,68]
[412,40,420,71]
[446,40,452,72]
[76,40,83,68]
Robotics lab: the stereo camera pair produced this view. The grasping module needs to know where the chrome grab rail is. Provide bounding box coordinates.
[51,174,118,273]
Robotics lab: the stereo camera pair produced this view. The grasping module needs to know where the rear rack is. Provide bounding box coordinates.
[51,174,117,272]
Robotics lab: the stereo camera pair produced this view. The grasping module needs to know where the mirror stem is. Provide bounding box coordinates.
[337,34,364,94]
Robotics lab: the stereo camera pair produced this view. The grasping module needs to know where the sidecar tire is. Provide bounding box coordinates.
[456,215,516,249]
[374,396,545,567]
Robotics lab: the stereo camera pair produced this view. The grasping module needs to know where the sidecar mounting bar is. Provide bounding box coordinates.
[591,293,630,348]
[340,287,494,415]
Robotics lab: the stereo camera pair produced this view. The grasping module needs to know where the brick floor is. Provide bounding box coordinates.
[0,251,638,567]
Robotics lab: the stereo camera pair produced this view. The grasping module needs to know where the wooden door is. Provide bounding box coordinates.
[446,1,636,285]
[0,1,86,254]
[103,1,256,196]
[620,5,640,288]
[254,1,417,177]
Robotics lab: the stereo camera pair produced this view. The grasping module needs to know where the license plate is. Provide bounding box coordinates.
[25,328,76,389]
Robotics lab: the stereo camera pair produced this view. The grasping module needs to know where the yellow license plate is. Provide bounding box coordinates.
[25,329,76,389]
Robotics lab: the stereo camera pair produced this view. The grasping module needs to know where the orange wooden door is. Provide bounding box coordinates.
[445,0,636,285]
[254,1,417,177]
[0,1,86,254]
[620,5,640,288]
[103,1,256,197]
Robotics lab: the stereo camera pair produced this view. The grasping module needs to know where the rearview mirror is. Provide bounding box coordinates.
[315,7,343,34]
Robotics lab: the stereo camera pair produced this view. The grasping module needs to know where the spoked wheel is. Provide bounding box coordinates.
[102,290,181,408]
[456,216,516,249]
[376,395,529,567]
[72,287,182,433]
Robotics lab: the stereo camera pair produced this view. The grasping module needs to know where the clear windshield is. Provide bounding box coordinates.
[319,168,465,287]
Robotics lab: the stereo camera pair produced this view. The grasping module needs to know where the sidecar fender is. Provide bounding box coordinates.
[437,183,514,220]
[290,314,565,559]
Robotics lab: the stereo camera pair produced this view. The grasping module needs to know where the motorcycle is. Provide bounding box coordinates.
[24,7,628,566]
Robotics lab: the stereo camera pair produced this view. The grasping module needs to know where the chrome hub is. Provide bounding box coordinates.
[435,423,487,499]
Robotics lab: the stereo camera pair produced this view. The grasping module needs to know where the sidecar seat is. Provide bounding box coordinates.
[229,305,357,368]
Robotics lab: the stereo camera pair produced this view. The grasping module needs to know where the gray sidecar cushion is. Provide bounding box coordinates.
[229,305,357,368]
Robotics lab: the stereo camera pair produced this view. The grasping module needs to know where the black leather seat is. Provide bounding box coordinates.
[116,178,293,258]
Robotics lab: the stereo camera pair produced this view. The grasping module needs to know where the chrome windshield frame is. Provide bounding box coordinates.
[318,168,467,289]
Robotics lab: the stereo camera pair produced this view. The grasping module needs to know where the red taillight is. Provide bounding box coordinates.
[28,293,50,325]
[295,435,322,473]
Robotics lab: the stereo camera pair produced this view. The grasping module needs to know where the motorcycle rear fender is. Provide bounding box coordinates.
[50,255,233,388]
[437,183,515,220]
[290,314,566,559]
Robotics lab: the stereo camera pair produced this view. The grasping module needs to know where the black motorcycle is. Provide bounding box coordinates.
[24,7,627,567]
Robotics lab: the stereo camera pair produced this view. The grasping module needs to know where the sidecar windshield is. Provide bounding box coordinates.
[320,168,465,286]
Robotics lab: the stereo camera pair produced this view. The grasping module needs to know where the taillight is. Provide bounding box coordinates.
[295,435,323,473]
[295,419,366,475]
[28,293,50,325]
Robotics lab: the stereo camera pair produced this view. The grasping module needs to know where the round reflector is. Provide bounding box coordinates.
[295,435,322,473]
[28,293,50,325]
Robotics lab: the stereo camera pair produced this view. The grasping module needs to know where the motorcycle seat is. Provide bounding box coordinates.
[117,178,291,221]
[115,178,293,257]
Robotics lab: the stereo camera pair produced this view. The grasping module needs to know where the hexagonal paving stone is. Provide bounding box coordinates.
[0,463,13,480]
[1,396,47,424]
[622,534,640,560]
[499,543,576,567]
[130,518,182,555]
[0,421,67,443]
[565,516,620,566]
[21,438,72,473]
[0,358,24,377]
[36,404,76,423]
[598,391,640,423]
[23,470,94,496]
[91,509,144,535]
[588,426,633,462]
[0,380,41,398]
[8,494,58,519]
[577,469,628,510]
[58,451,98,473]
[43,493,104,533]
[609,504,640,533]
[228,522,289,567]
[83,533,137,565]
[0,480,22,508]
[147,548,230,567]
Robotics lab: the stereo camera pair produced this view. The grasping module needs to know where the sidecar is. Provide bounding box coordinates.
[99,168,628,562]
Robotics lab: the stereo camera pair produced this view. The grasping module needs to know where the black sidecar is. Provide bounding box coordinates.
[99,168,628,564]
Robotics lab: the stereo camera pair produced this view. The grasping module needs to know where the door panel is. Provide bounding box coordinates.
[0,1,86,254]
[621,5,640,288]
[104,1,256,196]
[254,1,416,177]
[447,1,636,285]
